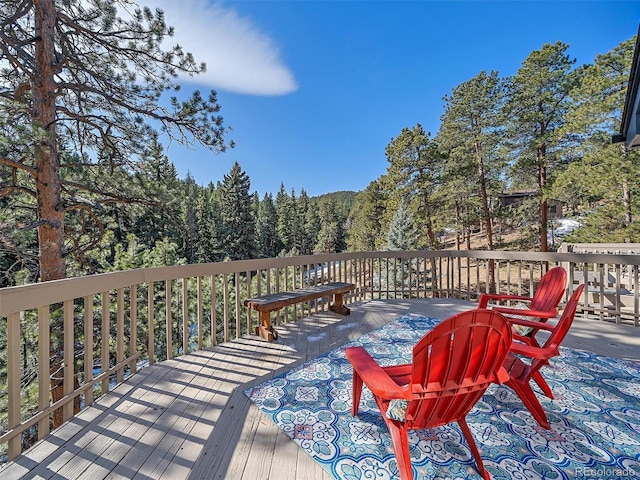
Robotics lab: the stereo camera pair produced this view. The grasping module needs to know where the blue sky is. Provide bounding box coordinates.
[148,0,639,197]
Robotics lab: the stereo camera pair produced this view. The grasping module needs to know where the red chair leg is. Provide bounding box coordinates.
[386,419,413,480]
[532,370,554,399]
[458,418,490,480]
[351,371,364,416]
[507,379,551,429]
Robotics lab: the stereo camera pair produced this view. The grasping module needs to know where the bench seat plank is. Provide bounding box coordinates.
[244,282,355,312]
[244,282,355,342]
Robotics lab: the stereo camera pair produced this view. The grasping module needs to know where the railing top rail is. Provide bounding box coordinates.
[0,253,361,315]
[439,249,640,264]
[2,249,639,315]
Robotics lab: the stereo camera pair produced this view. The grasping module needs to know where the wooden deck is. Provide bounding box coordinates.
[2,298,639,480]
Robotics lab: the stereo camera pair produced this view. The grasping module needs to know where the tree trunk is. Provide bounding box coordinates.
[538,144,549,252]
[34,0,65,282]
[475,141,496,291]
[455,201,461,250]
[540,198,549,251]
[34,0,70,429]
[422,189,436,249]
[623,178,632,226]
[421,189,439,296]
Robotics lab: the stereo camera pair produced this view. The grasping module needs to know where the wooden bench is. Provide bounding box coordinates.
[244,282,356,341]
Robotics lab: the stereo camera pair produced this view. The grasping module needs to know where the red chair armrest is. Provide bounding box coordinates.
[510,342,560,361]
[346,347,411,399]
[492,306,557,319]
[506,317,556,332]
[478,293,533,308]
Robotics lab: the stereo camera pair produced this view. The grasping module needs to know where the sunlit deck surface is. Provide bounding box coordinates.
[2,298,639,480]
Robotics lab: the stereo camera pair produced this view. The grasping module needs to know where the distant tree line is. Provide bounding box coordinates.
[348,38,640,255]
[0,146,354,286]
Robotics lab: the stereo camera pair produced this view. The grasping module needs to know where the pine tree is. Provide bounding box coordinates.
[256,193,281,258]
[385,201,417,250]
[218,162,257,260]
[439,70,506,251]
[276,184,294,253]
[385,125,442,249]
[181,173,200,263]
[297,189,315,254]
[314,198,346,253]
[130,140,183,250]
[347,179,388,251]
[503,42,579,251]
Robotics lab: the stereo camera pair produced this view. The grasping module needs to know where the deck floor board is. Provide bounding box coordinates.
[2,298,639,480]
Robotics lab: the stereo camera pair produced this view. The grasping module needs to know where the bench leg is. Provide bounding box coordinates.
[255,311,277,342]
[329,292,350,316]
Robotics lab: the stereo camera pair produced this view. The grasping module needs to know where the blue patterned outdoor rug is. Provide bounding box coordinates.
[244,314,640,479]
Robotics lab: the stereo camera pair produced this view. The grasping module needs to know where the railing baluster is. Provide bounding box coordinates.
[166,280,172,360]
[148,282,155,365]
[223,273,230,342]
[475,258,480,299]
[130,285,137,375]
[39,305,52,437]
[634,266,639,327]
[63,300,74,422]
[101,292,110,393]
[466,256,471,300]
[484,259,490,295]
[116,289,125,384]
[615,264,622,324]
[182,278,189,354]
[246,271,252,335]
[7,312,21,460]
[211,275,217,346]
[197,277,203,351]
[235,272,241,338]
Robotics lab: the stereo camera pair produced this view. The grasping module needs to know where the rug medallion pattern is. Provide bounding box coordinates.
[244,315,640,479]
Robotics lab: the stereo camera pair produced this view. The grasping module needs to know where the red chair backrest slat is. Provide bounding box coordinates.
[407,310,512,429]
[530,266,567,314]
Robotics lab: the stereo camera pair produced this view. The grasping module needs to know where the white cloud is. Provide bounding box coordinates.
[146,0,298,96]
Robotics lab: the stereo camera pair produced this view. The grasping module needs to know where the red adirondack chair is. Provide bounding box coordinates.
[478,266,567,339]
[346,310,513,480]
[503,284,585,429]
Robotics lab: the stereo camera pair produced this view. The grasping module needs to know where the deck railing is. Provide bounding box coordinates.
[1,249,639,462]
